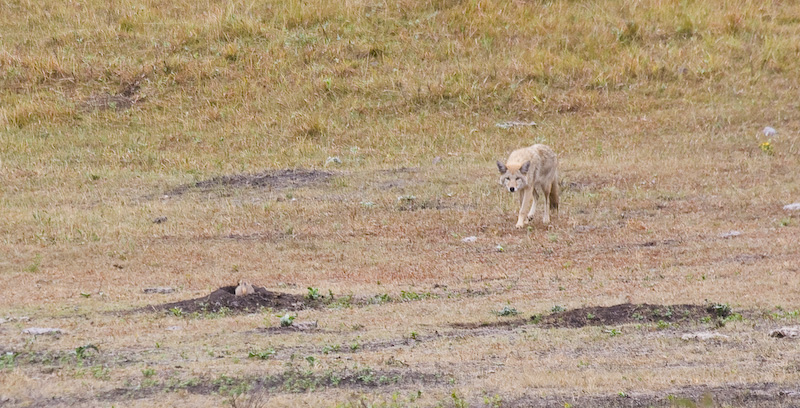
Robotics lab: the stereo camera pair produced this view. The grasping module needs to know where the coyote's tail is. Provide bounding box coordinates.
[549,177,559,212]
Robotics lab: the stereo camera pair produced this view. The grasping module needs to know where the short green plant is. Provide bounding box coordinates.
[708,303,732,318]
[656,320,670,330]
[494,305,519,317]
[142,367,156,377]
[74,344,98,363]
[248,348,276,360]
[410,331,419,340]
[451,390,468,408]
[280,313,296,327]
[604,328,622,337]
[322,344,340,354]
[1,352,18,370]
[760,141,774,155]
[91,364,110,380]
[551,305,566,313]
[169,307,183,317]
[306,287,321,300]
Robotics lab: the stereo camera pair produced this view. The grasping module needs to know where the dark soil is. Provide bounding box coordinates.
[165,169,332,196]
[503,383,800,408]
[537,303,722,328]
[141,286,323,315]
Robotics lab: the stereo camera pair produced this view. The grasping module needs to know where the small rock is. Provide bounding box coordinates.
[784,203,800,211]
[719,231,741,239]
[325,156,342,166]
[681,332,729,341]
[22,328,63,336]
[461,236,477,243]
[763,126,777,137]
[360,201,375,208]
[770,327,800,338]
[153,216,167,224]
[143,287,175,294]
[432,156,442,165]
[165,326,183,331]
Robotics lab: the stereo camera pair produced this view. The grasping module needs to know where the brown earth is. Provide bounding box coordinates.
[139,285,323,315]
[164,168,333,196]
[537,303,726,328]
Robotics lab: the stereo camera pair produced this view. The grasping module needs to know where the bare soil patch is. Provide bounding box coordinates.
[164,169,332,196]
[139,286,322,315]
[81,76,145,112]
[538,303,722,328]
[504,383,800,408]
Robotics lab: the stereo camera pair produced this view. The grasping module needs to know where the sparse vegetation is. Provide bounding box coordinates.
[248,349,276,360]
[493,305,519,317]
[279,314,296,328]
[2,0,799,406]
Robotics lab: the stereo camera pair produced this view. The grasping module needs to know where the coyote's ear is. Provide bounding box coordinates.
[520,160,531,174]
[496,161,507,174]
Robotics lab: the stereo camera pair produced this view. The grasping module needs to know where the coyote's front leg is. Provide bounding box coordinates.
[526,188,539,223]
[516,188,533,228]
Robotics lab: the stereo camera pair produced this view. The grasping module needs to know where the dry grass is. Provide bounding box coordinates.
[2,0,800,406]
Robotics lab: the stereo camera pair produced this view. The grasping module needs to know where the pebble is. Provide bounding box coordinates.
[784,203,800,211]
[719,231,741,239]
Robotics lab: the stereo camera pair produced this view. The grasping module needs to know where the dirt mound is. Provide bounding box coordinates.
[165,169,332,196]
[538,303,721,328]
[143,286,322,315]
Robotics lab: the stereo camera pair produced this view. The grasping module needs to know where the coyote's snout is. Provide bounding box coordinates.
[497,144,559,228]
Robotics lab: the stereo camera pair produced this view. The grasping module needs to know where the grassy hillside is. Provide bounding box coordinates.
[2,1,800,407]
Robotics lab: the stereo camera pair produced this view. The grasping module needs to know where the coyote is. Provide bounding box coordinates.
[235,280,255,296]
[497,144,559,228]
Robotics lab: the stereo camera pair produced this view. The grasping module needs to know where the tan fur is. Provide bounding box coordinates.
[497,144,559,228]
[235,280,254,296]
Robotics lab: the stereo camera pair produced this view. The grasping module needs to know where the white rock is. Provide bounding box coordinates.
[165,326,183,331]
[784,203,800,211]
[461,236,477,243]
[22,328,63,336]
[763,126,777,137]
[719,231,741,239]
[681,332,729,341]
[325,156,342,166]
[770,327,800,338]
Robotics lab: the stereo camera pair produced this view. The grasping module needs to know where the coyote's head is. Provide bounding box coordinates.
[497,160,531,193]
